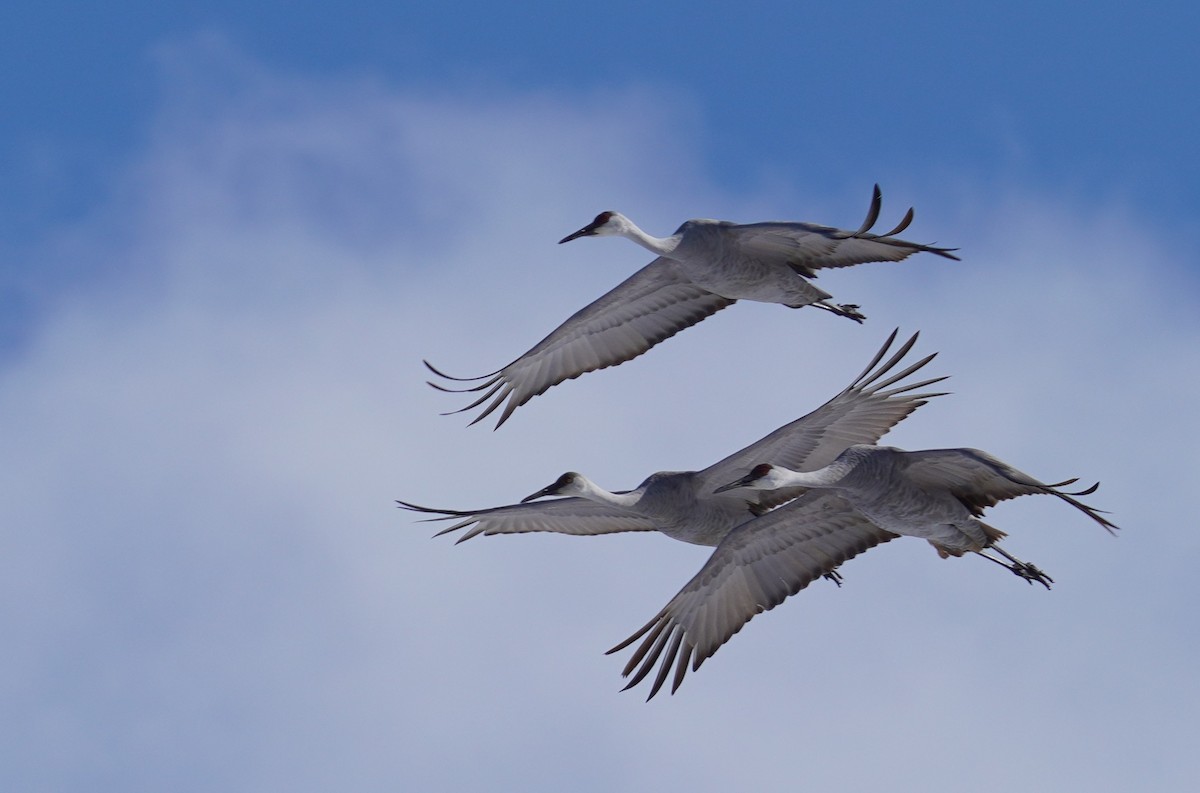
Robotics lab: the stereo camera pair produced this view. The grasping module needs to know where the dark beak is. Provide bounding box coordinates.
[713,473,758,494]
[558,223,598,244]
[521,483,561,503]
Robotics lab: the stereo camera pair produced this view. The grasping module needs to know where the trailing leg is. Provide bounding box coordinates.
[812,300,866,323]
[974,545,1054,589]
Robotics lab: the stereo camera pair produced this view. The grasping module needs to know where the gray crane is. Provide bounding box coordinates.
[401,330,945,550]
[609,445,1117,699]
[716,446,1117,584]
[426,186,958,428]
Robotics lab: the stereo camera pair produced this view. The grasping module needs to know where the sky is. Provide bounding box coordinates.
[1,2,1198,791]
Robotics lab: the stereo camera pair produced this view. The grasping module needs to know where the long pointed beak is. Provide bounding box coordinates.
[558,224,597,244]
[521,483,560,503]
[713,474,758,494]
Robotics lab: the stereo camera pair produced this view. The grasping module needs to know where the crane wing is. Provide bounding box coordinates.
[897,448,1119,533]
[735,185,959,276]
[698,329,948,511]
[425,258,733,429]
[607,492,895,699]
[397,497,658,543]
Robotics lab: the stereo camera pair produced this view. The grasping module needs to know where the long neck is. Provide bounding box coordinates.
[575,474,643,509]
[619,219,681,256]
[769,464,846,490]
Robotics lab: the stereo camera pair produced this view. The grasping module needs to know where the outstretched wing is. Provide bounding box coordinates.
[898,448,1119,533]
[734,184,960,277]
[607,492,895,700]
[426,258,734,429]
[699,329,948,511]
[397,497,659,543]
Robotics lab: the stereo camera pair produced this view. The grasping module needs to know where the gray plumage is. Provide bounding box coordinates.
[607,445,1118,700]
[401,330,945,549]
[426,186,957,428]
[607,491,895,700]
[715,445,1117,561]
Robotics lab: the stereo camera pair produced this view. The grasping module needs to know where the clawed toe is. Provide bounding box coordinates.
[811,300,867,322]
[974,547,1054,589]
[1013,562,1054,589]
[837,304,866,323]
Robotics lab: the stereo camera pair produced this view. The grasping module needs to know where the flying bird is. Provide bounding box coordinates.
[607,445,1118,699]
[713,446,1118,585]
[402,330,945,550]
[426,185,958,428]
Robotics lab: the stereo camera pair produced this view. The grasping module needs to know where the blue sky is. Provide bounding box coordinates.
[2,3,1198,791]
[5,1,1197,245]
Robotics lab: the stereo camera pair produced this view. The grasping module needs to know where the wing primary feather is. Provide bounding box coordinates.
[606,613,658,655]
[494,391,524,429]
[849,184,884,237]
[845,327,900,386]
[856,331,920,389]
[440,380,504,416]
[394,500,478,523]
[647,629,686,700]
[425,376,498,394]
[1050,484,1119,534]
[423,359,502,381]
[671,642,694,695]
[468,386,514,427]
[868,353,941,392]
[878,206,915,238]
[876,374,950,398]
[446,381,504,412]
[621,623,675,688]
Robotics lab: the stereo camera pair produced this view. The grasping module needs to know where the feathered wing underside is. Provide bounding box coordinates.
[607,492,896,699]
[698,329,949,511]
[425,258,734,428]
[396,497,658,543]
[735,185,960,276]
[899,448,1119,533]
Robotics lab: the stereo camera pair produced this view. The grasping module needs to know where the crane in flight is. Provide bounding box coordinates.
[403,329,943,551]
[607,445,1117,699]
[426,186,957,428]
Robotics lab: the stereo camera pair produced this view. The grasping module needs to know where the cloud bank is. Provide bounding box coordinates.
[1,37,1196,792]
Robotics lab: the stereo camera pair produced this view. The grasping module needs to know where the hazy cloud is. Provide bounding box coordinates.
[1,38,1196,792]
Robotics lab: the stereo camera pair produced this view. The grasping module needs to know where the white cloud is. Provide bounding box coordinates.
[1,37,1197,791]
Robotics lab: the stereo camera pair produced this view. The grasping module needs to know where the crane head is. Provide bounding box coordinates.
[558,211,624,243]
[713,463,778,493]
[521,471,581,502]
